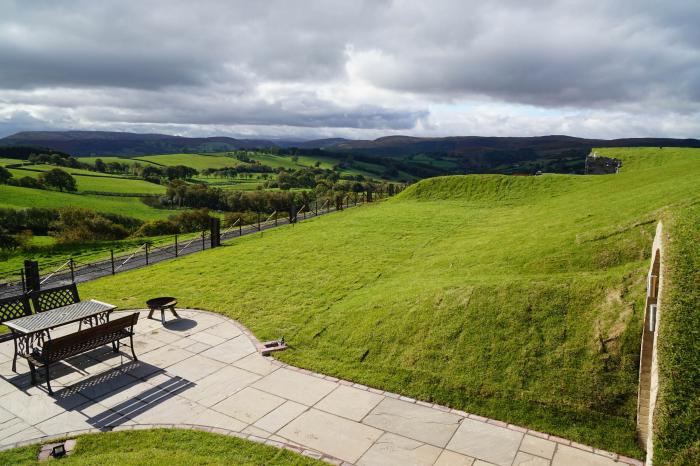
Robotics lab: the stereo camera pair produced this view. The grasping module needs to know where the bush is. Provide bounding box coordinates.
[169,209,212,233]
[17,176,45,189]
[0,167,11,184]
[51,207,130,243]
[135,219,180,237]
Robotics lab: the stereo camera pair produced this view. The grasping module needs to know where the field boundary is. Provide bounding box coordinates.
[0,196,382,298]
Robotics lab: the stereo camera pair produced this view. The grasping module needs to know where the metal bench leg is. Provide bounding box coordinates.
[148,309,155,320]
[45,365,53,396]
[129,334,138,361]
[28,362,36,385]
[112,340,119,352]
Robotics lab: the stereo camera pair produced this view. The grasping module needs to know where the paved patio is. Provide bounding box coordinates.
[0,309,642,466]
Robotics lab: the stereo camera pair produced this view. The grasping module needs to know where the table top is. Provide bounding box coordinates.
[5,299,116,334]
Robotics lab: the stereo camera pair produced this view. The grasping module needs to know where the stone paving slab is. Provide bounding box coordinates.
[357,432,442,466]
[279,408,383,463]
[0,309,644,466]
[363,397,461,447]
[316,385,383,421]
[447,418,524,466]
[253,367,337,406]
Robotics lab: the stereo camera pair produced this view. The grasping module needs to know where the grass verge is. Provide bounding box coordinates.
[0,429,324,465]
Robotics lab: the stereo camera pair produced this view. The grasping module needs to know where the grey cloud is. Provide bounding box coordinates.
[0,0,698,136]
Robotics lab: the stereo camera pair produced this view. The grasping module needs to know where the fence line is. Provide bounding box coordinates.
[0,191,400,297]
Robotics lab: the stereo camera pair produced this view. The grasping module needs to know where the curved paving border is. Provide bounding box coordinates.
[0,309,643,466]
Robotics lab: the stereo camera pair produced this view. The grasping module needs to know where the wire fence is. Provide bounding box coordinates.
[0,192,390,298]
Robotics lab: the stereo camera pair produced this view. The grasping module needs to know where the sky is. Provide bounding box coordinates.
[1,0,699,140]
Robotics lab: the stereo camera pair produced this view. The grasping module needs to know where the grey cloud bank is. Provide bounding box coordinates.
[0,0,698,139]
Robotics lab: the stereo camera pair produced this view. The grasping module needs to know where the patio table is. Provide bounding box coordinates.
[5,299,116,372]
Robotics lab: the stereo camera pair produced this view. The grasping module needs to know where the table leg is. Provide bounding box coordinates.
[169,305,180,319]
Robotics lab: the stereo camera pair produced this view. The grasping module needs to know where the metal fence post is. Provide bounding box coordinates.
[239,218,242,236]
[175,235,179,257]
[201,231,205,250]
[145,243,149,265]
[110,250,115,275]
[315,200,318,216]
[69,258,75,283]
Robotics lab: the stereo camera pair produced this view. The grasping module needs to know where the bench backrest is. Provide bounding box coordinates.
[42,313,139,363]
[31,284,80,313]
[0,295,32,325]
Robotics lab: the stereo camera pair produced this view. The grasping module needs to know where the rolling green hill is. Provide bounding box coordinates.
[7,165,166,195]
[0,185,172,220]
[80,147,700,458]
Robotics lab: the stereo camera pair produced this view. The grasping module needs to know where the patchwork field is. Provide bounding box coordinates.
[0,185,173,220]
[7,165,166,195]
[80,148,700,457]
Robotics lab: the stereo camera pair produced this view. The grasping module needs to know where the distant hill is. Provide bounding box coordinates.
[2,131,699,176]
[0,131,278,156]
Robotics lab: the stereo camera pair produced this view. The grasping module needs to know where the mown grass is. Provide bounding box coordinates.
[652,204,700,465]
[0,429,323,465]
[79,148,700,458]
[8,166,166,195]
[0,185,173,221]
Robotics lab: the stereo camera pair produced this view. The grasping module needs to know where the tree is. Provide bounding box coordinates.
[94,158,106,172]
[0,166,12,184]
[39,168,77,192]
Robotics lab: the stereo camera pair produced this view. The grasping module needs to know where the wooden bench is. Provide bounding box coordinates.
[27,313,140,395]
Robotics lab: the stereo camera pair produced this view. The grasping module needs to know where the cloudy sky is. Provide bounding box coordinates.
[1,0,699,140]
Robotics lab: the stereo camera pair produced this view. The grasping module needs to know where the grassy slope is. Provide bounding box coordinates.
[80,148,700,457]
[0,185,172,220]
[8,166,166,195]
[653,204,700,465]
[0,429,323,465]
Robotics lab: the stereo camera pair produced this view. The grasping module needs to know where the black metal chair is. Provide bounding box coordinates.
[30,283,80,313]
[0,294,32,341]
[0,294,33,370]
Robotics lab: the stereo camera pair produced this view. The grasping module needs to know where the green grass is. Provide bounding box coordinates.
[79,148,700,458]
[0,185,173,221]
[8,166,166,195]
[134,153,240,170]
[652,204,700,465]
[0,429,323,465]
[0,157,29,166]
[11,164,123,177]
[80,156,160,167]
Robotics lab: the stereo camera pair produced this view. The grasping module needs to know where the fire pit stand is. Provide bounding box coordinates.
[146,297,180,324]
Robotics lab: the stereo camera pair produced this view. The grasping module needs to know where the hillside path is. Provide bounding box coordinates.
[0,309,642,466]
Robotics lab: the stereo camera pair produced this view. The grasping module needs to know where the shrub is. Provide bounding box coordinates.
[17,176,45,189]
[51,207,130,243]
[135,219,180,237]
